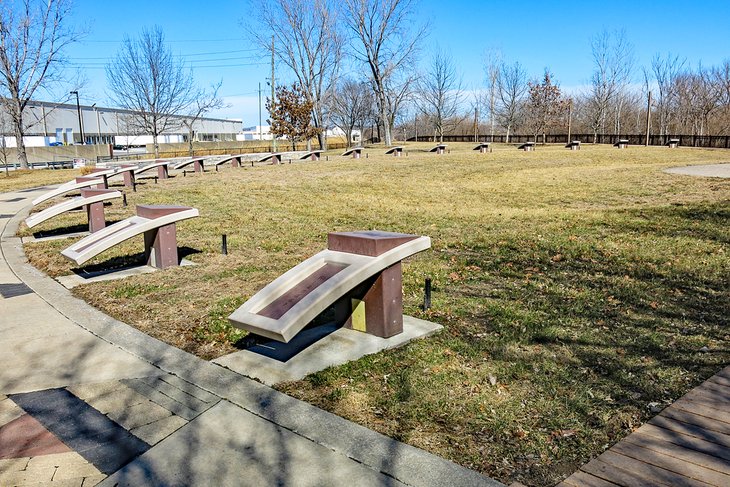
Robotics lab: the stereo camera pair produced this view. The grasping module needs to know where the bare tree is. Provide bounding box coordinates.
[416,49,464,143]
[343,0,426,147]
[247,0,342,150]
[712,60,730,134]
[328,78,372,147]
[586,30,634,142]
[496,61,528,143]
[181,82,227,156]
[483,49,501,142]
[0,0,79,169]
[107,26,196,158]
[648,53,685,137]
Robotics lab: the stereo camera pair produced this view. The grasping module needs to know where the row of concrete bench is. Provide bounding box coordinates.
[26,172,430,345]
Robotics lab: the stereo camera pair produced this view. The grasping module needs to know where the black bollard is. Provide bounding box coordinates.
[122,193,128,207]
[422,277,432,310]
[221,234,228,255]
[132,181,137,192]
[154,176,158,184]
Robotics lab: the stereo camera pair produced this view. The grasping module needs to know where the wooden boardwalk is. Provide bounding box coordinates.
[559,365,730,486]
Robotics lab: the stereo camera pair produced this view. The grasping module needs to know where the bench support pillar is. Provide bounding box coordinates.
[342,263,403,338]
[194,160,205,173]
[232,156,240,168]
[86,201,106,233]
[122,171,135,187]
[157,165,169,179]
[310,153,320,161]
[144,223,178,269]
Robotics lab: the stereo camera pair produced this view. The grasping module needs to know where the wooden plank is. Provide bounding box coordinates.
[671,397,730,424]
[581,457,670,486]
[623,431,730,475]
[637,417,730,449]
[642,420,730,455]
[612,438,730,485]
[660,407,730,436]
[714,366,730,386]
[708,375,730,388]
[596,450,712,487]
[676,391,730,416]
[561,470,620,487]
[695,380,730,396]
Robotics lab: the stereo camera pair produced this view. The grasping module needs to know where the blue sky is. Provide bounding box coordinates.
[66,0,730,124]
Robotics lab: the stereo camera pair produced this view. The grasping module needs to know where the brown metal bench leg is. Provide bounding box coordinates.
[144,223,178,269]
[157,165,169,179]
[123,171,135,187]
[346,263,404,338]
[194,160,204,173]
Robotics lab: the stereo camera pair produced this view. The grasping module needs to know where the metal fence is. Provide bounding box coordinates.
[408,134,730,148]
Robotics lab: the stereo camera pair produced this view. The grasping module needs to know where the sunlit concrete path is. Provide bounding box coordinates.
[664,163,730,178]
[0,186,502,487]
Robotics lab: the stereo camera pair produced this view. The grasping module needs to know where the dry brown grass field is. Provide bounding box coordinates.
[12,143,730,486]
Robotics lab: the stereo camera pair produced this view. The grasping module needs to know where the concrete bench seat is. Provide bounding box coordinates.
[428,144,447,154]
[228,230,431,343]
[566,140,581,150]
[172,157,207,173]
[26,188,121,232]
[299,150,324,161]
[32,177,107,207]
[614,139,629,149]
[518,142,535,151]
[385,146,404,157]
[473,143,491,153]
[212,154,245,170]
[134,160,173,179]
[258,153,283,164]
[667,138,680,148]
[88,165,139,187]
[61,205,199,269]
[341,147,364,159]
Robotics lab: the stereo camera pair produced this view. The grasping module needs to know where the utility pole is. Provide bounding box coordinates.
[258,82,262,141]
[270,36,277,151]
[473,107,478,143]
[645,91,652,147]
[70,91,84,144]
[567,99,573,143]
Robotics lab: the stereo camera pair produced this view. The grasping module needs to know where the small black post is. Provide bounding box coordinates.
[289,158,292,164]
[221,234,228,255]
[132,181,137,192]
[122,193,128,207]
[326,155,329,161]
[423,277,432,310]
[183,171,186,177]
[154,176,158,184]
[366,153,369,159]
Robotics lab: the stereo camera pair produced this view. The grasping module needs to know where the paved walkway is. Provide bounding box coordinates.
[559,366,730,486]
[0,187,502,486]
[664,163,730,178]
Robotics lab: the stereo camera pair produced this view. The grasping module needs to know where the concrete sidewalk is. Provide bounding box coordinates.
[0,187,503,487]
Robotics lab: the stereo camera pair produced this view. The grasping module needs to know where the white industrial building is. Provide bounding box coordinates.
[0,100,242,147]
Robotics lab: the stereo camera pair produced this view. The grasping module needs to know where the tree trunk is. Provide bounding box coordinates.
[14,118,28,170]
[188,128,194,157]
[153,134,160,158]
[505,125,511,144]
[379,100,391,146]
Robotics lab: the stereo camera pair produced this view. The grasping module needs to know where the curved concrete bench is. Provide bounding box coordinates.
[61,205,200,268]
[89,165,140,187]
[172,157,207,172]
[134,160,172,179]
[258,153,282,164]
[385,146,403,157]
[213,154,246,170]
[518,142,535,151]
[473,143,491,153]
[228,230,431,343]
[32,177,107,207]
[341,147,364,159]
[429,144,447,154]
[26,188,121,231]
[300,150,323,161]
[566,140,581,150]
[614,139,629,149]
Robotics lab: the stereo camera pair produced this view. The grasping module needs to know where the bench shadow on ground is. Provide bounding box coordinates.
[32,219,123,239]
[68,246,202,278]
